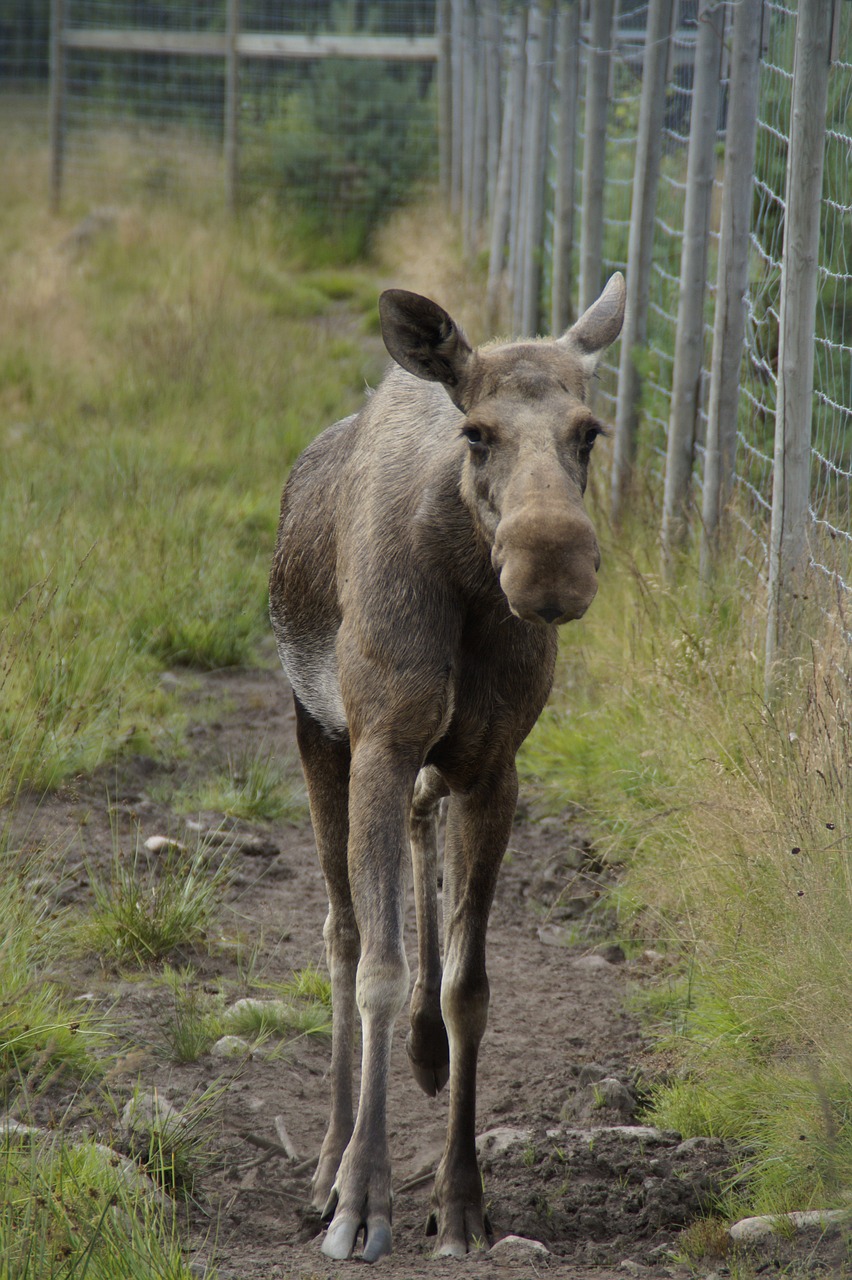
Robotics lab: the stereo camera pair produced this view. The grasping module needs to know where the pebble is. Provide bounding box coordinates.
[211,1035,254,1059]
[675,1135,726,1155]
[121,1087,184,1139]
[546,1124,669,1142]
[576,1062,610,1085]
[490,1234,550,1260]
[572,953,615,971]
[476,1127,533,1157]
[0,1116,42,1138]
[143,835,186,854]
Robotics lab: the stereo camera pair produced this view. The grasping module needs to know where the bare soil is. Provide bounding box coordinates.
[7,654,847,1280]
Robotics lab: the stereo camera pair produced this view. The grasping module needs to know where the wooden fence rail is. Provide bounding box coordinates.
[48,0,439,214]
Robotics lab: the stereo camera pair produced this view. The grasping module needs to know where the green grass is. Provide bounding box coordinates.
[222,993,331,1044]
[0,842,104,1092]
[0,119,384,805]
[0,1130,201,1280]
[152,966,225,1065]
[80,836,231,967]
[185,745,309,823]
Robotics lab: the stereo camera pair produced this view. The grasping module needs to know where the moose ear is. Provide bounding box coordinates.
[562,272,626,375]
[379,290,474,399]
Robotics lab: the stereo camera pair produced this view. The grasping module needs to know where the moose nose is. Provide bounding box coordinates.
[536,605,563,624]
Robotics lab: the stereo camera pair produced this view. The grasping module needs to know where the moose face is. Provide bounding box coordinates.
[379,275,625,626]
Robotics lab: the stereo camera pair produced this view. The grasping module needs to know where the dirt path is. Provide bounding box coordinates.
[12,657,735,1280]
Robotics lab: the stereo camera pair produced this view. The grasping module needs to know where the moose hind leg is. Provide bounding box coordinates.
[429,767,518,1257]
[293,697,358,1212]
[407,766,450,1096]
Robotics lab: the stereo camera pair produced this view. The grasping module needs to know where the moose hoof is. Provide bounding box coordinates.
[321,1210,393,1262]
[426,1196,490,1257]
[406,1025,450,1097]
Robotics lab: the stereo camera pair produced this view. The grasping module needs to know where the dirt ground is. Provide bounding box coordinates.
[9,655,848,1280]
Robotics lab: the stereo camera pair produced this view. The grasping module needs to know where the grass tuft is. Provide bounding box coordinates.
[152,966,224,1065]
[187,746,309,823]
[80,836,230,967]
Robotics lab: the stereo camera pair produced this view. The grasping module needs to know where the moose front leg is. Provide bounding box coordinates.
[293,698,357,1212]
[428,765,518,1257]
[321,739,417,1263]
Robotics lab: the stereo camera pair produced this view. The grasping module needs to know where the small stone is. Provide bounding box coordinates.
[546,1124,669,1143]
[566,1074,637,1124]
[490,1234,550,1260]
[675,1135,726,1155]
[224,997,293,1028]
[122,1088,183,1140]
[211,1035,254,1059]
[537,923,574,947]
[143,835,186,854]
[475,1127,533,1157]
[619,1262,651,1276]
[0,1116,43,1139]
[572,953,613,971]
[235,833,281,857]
[576,1063,609,1086]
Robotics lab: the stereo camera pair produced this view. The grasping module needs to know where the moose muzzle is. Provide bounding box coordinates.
[492,504,600,626]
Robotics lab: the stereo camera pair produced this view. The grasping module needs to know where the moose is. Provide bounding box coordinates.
[269,273,626,1261]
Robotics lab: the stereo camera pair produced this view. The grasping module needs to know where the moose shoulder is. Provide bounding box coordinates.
[269,274,625,1261]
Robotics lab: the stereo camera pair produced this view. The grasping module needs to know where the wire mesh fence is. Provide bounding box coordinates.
[1,0,849,668]
[26,1,440,250]
[449,0,849,672]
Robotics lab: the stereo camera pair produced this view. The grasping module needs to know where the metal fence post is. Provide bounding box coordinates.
[699,0,762,583]
[661,0,725,564]
[765,0,834,686]
[49,0,65,212]
[579,0,614,313]
[611,0,675,523]
[551,1,581,334]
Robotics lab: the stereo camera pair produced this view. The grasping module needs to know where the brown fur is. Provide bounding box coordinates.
[269,274,625,1261]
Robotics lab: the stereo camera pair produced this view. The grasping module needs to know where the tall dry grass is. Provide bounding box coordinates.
[520,510,852,1216]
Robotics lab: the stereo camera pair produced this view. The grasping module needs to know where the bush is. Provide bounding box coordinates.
[248,15,435,258]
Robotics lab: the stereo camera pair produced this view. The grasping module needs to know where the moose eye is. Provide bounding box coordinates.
[461,424,488,454]
[578,423,602,457]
